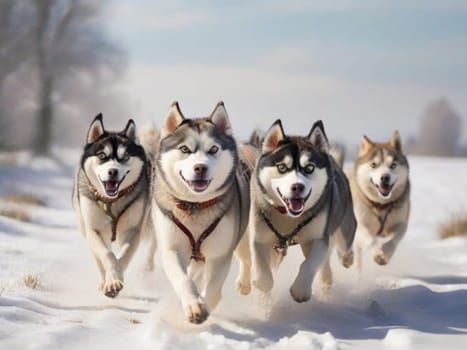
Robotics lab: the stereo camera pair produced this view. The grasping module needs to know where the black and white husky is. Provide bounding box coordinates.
[236,120,356,302]
[73,114,154,298]
[151,102,253,324]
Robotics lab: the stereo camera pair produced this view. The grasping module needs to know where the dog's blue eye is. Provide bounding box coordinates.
[208,145,219,154]
[122,152,130,161]
[179,145,191,154]
[304,164,315,174]
[277,163,287,174]
[97,152,107,160]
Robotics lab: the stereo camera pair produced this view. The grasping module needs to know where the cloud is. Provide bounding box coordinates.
[122,61,467,145]
[105,0,211,30]
[104,0,467,145]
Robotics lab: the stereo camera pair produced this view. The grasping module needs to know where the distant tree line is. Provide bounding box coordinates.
[0,0,129,154]
[406,98,467,157]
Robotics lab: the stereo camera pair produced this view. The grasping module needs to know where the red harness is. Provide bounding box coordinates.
[169,196,223,263]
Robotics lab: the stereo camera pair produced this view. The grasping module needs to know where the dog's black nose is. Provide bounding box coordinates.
[108,168,119,178]
[194,164,208,177]
[381,174,391,184]
[291,183,305,196]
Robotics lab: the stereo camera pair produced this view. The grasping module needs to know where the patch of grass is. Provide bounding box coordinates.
[22,273,41,290]
[0,193,44,222]
[127,318,142,324]
[0,207,31,222]
[1,194,46,206]
[439,212,467,239]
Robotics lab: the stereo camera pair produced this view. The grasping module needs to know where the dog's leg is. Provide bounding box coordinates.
[334,228,354,269]
[318,251,333,296]
[235,232,252,295]
[202,254,233,311]
[335,209,357,268]
[252,241,274,293]
[354,226,375,270]
[117,228,141,274]
[141,213,157,271]
[374,223,407,265]
[290,239,328,303]
[86,230,123,298]
[162,249,209,324]
[93,256,105,291]
[144,231,157,272]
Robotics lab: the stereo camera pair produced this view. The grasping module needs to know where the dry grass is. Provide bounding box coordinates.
[127,318,142,324]
[439,212,467,239]
[1,193,46,206]
[0,193,45,222]
[22,273,41,290]
[0,207,31,222]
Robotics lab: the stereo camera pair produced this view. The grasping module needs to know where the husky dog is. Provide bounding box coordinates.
[349,131,410,267]
[152,101,252,324]
[236,120,356,302]
[73,114,153,298]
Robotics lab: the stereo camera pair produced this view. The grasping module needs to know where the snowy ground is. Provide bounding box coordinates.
[1,151,467,350]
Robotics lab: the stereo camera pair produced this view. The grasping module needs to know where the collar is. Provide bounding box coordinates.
[174,195,222,213]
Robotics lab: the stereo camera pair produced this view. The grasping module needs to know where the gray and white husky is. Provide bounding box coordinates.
[236,120,356,302]
[73,114,154,298]
[348,131,410,267]
[151,101,253,324]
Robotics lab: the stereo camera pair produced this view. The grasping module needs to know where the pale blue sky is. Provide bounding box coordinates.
[104,0,467,145]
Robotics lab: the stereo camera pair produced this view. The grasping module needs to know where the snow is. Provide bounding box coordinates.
[1,153,467,349]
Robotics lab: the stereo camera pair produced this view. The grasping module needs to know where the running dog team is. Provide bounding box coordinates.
[73,101,410,324]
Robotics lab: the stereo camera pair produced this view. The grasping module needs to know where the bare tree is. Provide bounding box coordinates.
[0,1,35,148]
[409,98,464,157]
[32,0,126,155]
[0,0,127,152]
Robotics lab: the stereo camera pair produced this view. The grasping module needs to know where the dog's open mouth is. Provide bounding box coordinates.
[277,188,310,217]
[180,171,211,193]
[375,182,394,198]
[99,173,128,198]
[102,180,120,197]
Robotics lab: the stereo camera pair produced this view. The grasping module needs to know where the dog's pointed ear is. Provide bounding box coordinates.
[209,101,232,136]
[308,120,329,152]
[389,130,402,152]
[87,113,105,143]
[262,119,285,153]
[123,119,137,142]
[162,101,185,138]
[359,135,374,156]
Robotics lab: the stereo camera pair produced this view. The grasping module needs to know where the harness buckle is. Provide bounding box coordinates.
[273,243,288,256]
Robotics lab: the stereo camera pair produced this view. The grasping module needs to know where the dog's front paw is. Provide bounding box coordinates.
[320,281,332,296]
[290,279,311,303]
[373,252,388,266]
[102,279,123,298]
[185,301,209,324]
[320,273,333,296]
[236,278,251,295]
[340,250,354,268]
[253,275,274,293]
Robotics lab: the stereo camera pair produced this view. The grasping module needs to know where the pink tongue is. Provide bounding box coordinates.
[105,182,118,192]
[379,184,391,196]
[192,180,209,190]
[289,198,304,211]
